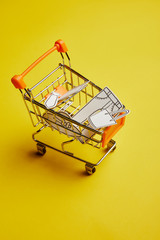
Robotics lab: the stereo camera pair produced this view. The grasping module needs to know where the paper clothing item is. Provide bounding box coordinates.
[58,82,88,101]
[44,92,60,109]
[73,86,122,124]
[88,110,117,129]
[43,111,80,138]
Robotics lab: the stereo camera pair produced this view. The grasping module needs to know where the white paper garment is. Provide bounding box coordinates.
[73,86,122,123]
[58,82,88,101]
[43,111,80,138]
[72,86,123,144]
[78,109,130,143]
[88,109,117,129]
[44,92,60,109]
[77,124,96,144]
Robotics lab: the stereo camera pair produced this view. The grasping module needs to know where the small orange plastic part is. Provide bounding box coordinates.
[102,114,126,148]
[55,39,68,53]
[44,85,68,100]
[11,75,27,89]
[55,85,68,97]
[44,93,51,99]
[11,40,68,89]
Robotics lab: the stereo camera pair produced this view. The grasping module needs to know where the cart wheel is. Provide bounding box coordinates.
[111,146,116,152]
[85,164,96,175]
[37,143,46,156]
[107,139,116,152]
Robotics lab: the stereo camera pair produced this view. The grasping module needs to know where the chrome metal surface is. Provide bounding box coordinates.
[32,126,116,168]
[19,54,125,173]
[33,74,64,99]
[61,139,74,156]
[30,65,61,91]
[95,139,116,166]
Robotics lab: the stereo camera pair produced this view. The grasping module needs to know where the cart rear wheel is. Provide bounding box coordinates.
[111,146,116,152]
[85,164,96,175]
[107,139,116,152]
[37,143,46,156]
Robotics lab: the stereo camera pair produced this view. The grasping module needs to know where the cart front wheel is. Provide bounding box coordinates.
[111,146,116,152]
[107,139,116,152]
[37,143,46,156]
[85,164,96,175]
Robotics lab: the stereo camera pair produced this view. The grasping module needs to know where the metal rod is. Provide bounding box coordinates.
[24,96,102,134]
[32,127,116,166]
[62,64,102,91]
[29,65,61,91]
[33,74,64,99]
[95,140,116,166]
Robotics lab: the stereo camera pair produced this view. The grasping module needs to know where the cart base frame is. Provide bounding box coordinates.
[32,126,116,175]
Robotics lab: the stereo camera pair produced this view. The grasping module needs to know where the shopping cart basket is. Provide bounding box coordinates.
[11,39,129,175]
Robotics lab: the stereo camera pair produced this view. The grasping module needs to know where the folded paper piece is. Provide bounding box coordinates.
[78,109,130,143]
[88,109,117,129]
[43,111,80,138]
[44,85,129,144]
[88,109,130,129]
[73,87,123,123]
[44,92,60,109]
[58,82,88,101]
[72,87,126,144]
[44,83,88,109]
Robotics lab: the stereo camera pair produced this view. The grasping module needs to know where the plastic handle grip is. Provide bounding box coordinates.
[11,39,68,89]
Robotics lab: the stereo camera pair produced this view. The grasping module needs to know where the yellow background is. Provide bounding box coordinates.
[1,0,160,239]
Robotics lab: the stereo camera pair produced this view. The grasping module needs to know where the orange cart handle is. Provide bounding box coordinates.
[11,39,68,89]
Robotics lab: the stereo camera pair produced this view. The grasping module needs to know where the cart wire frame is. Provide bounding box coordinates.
[14,44,123,174]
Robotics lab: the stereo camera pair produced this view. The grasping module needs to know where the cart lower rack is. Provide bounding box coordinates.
[11,39,129,175]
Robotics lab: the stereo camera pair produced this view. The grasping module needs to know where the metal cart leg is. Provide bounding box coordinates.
[32,126,116,175]
[85,164,96,175]
[95,139,116,166]
[106,139,116,153]
[61,139,74,156]
[37,142,46,156]
[84,139,117,175]
[83,139,116,175]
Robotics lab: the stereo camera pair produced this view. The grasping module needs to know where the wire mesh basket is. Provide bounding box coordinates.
[11,39,129,175]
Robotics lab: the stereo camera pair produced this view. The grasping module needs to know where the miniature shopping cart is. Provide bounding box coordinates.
[11,39,129,175]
